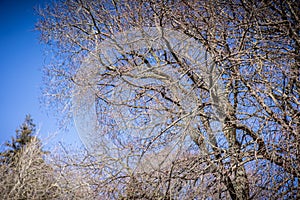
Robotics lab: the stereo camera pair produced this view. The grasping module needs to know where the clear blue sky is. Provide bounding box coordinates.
[0,0,81,147]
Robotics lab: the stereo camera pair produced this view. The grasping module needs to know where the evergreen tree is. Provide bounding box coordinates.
[0,115,40,165]
[0,115,59,198]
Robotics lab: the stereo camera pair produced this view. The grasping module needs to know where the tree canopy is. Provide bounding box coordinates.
[36,0,300,199]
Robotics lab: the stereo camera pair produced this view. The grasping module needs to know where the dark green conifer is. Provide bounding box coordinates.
[0,115,44,165]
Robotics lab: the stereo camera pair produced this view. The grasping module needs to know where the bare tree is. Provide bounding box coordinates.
[36,0,299,199]
[0,137,59,199]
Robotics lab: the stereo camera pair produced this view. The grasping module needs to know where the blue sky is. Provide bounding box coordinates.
[0,0,81,147]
